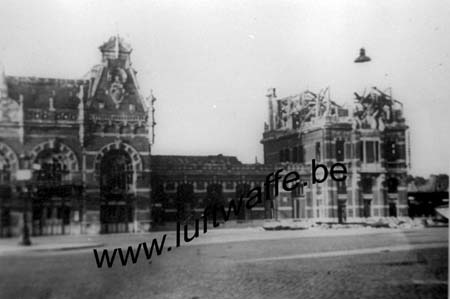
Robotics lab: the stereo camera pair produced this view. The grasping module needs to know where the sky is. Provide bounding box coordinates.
[0,0,448,177]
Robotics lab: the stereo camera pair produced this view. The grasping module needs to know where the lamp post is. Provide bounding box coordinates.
[17,154,33,246]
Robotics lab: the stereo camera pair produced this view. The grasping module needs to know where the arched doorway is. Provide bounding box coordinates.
[99,149,134,233]
[32,145,75,236]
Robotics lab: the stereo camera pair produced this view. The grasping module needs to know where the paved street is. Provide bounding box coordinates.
[0,227,447,299]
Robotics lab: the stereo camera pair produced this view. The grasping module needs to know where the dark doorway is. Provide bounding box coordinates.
[33,149,72,236]
[363,200,371,217]
[389,202,397,217]
[100,203,132,233]
[0,207,11,237]
[338,201,347,223]
[100,150,134,234]
[236,184,251,221]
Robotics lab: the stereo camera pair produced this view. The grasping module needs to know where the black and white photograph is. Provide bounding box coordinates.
[0,1,448,298]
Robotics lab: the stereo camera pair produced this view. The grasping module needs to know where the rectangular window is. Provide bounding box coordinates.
[363,140,380,163]
[362,177,373,194]
[336,140,345,162]
[292,183,304,197]
[284,149,290,162]
[375,141,379,162]
[359,141,364,161]
[298,146,304,163]
[315,142,321,161]
[292,147,298,162]
[366,141,375,163]
[337,181,347,194]
[292,114,300,129]
[385,140,399,162]
[345,143,352,160]
[0,171,10,184]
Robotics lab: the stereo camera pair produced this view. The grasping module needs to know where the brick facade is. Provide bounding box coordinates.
[261,88,410,222]
[0,38,410,237]
[0,36,155,236]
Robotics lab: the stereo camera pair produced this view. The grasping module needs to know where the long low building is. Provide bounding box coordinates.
[150,154,273,224]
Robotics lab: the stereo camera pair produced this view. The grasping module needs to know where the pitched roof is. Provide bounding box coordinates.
[152,155,242,169]
[6,76,88,109]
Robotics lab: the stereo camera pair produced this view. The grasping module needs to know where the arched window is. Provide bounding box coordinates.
[35,149,69,184]
[100,149,133,193]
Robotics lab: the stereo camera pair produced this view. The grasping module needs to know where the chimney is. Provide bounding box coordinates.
[266,88,276,130]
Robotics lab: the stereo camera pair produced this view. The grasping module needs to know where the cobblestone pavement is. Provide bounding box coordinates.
[0,228,447,299]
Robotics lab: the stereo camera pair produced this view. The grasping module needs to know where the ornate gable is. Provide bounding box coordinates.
[85,36,156,146]
[87,36,147,113]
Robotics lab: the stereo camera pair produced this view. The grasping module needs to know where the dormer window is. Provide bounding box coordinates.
[129,104,135,112]
[98,101,105,109]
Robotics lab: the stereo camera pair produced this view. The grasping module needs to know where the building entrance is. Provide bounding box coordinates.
[389,202,397,217]
[337,201,347,223]
[99,149,134,234]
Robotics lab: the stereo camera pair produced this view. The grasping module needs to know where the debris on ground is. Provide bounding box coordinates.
[262,217,446,231]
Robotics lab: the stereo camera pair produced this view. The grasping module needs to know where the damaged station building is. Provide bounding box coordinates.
[262,87,410,223]
[0,36,410,237]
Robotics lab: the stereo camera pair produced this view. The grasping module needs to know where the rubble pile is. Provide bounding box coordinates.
[263,219,314,230]
[262,217,441,230]
[361,217,425,229]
